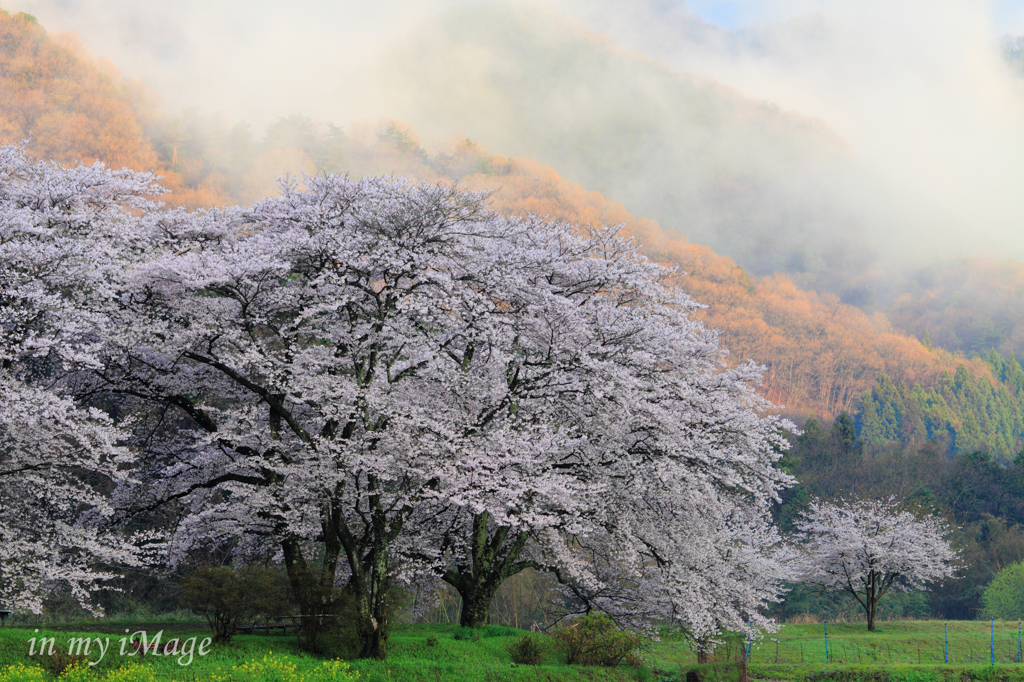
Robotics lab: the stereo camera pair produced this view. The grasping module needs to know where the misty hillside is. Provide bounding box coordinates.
[8,5,1024,462]
[887,259,1024,358]
[378,3,908,302]
[0,10,157,170]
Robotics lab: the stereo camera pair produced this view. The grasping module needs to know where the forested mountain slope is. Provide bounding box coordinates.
[0,10,157,170]
[0,8,228,208]
[886,258,1024,359]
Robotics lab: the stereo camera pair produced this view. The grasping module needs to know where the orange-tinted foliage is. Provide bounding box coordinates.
[886,257,1024,359]
[0,12,156,170]
[0,10,227,207]
[0,11,987,420]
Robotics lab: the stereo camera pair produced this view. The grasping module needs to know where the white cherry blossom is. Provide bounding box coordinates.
[795,497,958,630]
[0,146,159,614]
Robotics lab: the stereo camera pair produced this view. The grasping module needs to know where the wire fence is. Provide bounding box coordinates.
[727,621,1024,667]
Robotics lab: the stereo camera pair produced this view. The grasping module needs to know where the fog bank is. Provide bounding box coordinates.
[5,0,1024,296]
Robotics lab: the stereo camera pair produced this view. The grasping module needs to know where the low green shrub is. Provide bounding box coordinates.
[982,561,1024,620]
[180,566,290,644]
[311,622,363,660]
[506,633,547,665]
[554,613,646,667]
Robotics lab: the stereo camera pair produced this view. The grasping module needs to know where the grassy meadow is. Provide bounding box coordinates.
[6,620,1024,681]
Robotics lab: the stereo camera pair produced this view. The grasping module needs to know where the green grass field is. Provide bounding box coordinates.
[7,620,1024,682]
[0,622,650,682]
[651,620,1024,682]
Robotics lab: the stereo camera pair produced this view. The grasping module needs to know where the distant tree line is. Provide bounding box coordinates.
[776,379,1024,619]
[857,352,1024,459]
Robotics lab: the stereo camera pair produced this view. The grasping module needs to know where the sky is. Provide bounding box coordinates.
[684,0,1024,33]
[684,0,774,29]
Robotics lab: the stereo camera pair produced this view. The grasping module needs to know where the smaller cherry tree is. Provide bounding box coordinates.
[795,497,958,630]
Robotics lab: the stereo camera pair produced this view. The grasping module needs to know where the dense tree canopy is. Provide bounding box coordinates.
[19,165,787,656]
[981,561,1024,620]
[0,145,157,613]
[856,357,1024,458]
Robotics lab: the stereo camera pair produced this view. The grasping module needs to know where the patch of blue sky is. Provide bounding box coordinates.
[684,0,1024,35]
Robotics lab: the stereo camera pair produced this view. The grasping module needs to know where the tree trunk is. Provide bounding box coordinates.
[443,512,533,628]
[350,543,392,660]
[456,577,503,628]
[281,538,341,652]
[351,568,389,661]
[281,492,401,660]
[336,480,401,660]
[866,572,877,631]
[358,623,387,660]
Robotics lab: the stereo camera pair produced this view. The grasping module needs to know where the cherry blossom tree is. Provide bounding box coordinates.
[415,220,796,629]
[91,172,794,656]
[795,497,959,630]
[547,478,795,649]
[0,145,158,614]
[96,176,532,657]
